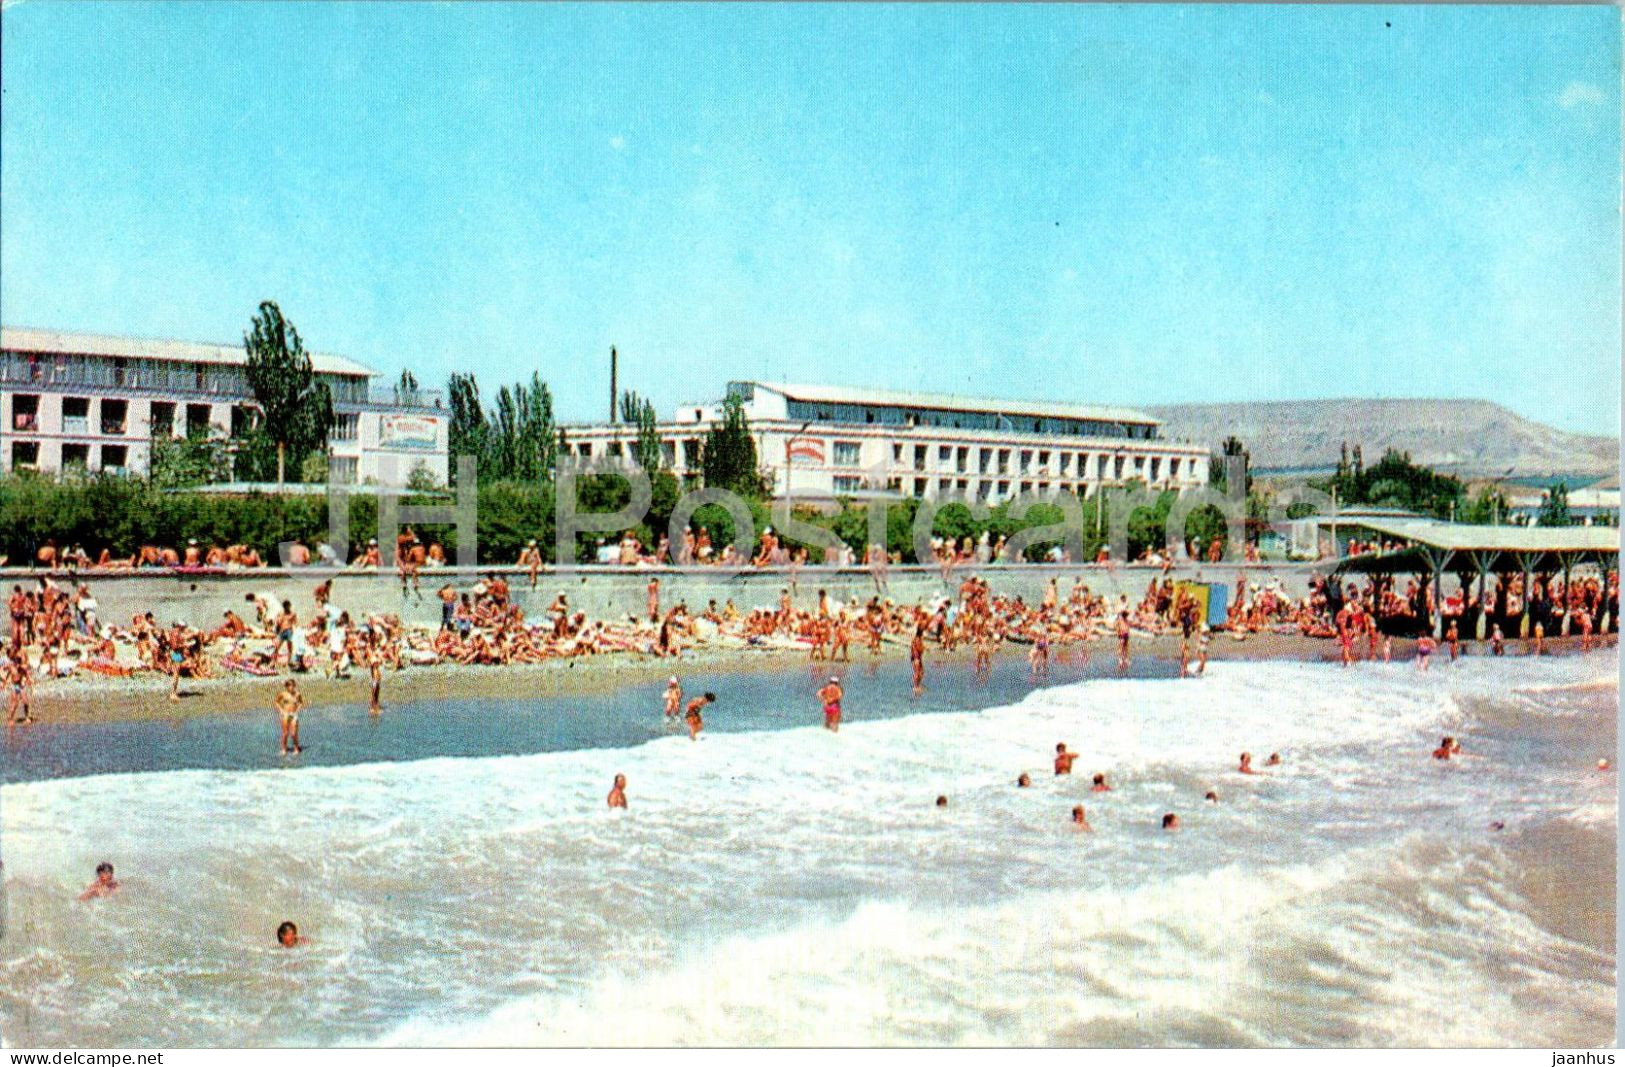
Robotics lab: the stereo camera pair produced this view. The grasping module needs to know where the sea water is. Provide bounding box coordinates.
[0,654,1615,1047]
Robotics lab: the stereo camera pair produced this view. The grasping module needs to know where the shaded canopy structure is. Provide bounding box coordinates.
[1333,518,1619,636]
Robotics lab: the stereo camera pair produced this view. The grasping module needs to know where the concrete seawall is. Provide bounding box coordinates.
[5,562,1329,630]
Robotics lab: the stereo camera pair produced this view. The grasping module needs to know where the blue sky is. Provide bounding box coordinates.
[3,3,1620,434]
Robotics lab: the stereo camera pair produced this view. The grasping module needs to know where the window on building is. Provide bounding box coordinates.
[578,443,593,457]
[1114,455,1126,480]
[1019,450,1032,473]
[113,357,130,387]
[1058,453,1070,475]
[892,444,904,465]
[62,443,90,470]
[660,440,677,466]
[683,439,701,467]
[1170,457,1182,480]
[332,412,360,441]
[194,362,209,391]
[913,477,927,497]
[149,402,176,438]
[938,477,952,493]
[1149,457,1162,482]
[11,442,40,469]
[330,456,358,484]
[1039,450,1050,469]
[978,448,991,474]
[100,444,127,471]
[886,477,902,492]
[606,441,623,458]
[104,397,132,435]
[938,445,952,465]
[186,404,212,436]
[62,397,90,435]
[997,480,1010,497]
[11,394,40,432]
[913,445,927,471]
[833,441,862,467]
[833,475,863,493]
[997,449,1010,475]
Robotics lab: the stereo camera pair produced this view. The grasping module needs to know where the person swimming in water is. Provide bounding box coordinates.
[935,795,948,809]
[276,921,308,948]
[1071,805,1093,831]
[607,773,628,808]
[1054,743,1077,775]
[1238,752,1258,775]
[1017,772,1032,788]
[1432,736,1458,760]
[1091,772,1111,792]
[1204,790,1219,804]
[78,861,119,900]
[685,693,715,741]
[1265,752,1281,767]
[1162,813,1181,832]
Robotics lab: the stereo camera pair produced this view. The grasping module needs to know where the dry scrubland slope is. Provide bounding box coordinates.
[1148,398,1619,477]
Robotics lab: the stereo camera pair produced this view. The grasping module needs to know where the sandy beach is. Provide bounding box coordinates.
[17,629,1367,724]
[23,629,1614,726]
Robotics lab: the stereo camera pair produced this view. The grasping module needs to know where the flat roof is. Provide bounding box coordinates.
[742,381,1160,426]
[2,326,377,379]
[1332,518,1618,576]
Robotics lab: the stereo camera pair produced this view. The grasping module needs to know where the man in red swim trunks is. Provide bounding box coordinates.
[818,676,844,732]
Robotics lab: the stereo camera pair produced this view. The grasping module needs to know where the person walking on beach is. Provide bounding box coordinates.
[818,676,844,732]
[518,540,543,589]
[647,577,661,623]
[607,774,628,808]
[684,692,715,741]
[272,601,298,668]
[1446,620,1460,662]
[5,655,34,725]
[663,676,682,722]
[910,628,926,693]
[1490,624,1504,656]
[275,678,305,756]
[1115,611,1131,669]
[365,634,383,714]
[1030,630,1050,678]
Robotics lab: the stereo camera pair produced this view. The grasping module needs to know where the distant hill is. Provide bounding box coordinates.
[1146,398,1619,479]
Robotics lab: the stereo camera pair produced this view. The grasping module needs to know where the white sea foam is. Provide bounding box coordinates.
[2,653,1614,1047]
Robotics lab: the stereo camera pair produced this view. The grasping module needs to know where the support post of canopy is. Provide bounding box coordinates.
[1470,549,1499,641]
[1422,546,1455,638]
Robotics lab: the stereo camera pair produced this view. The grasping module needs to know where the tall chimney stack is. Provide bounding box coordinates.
[609,346,618,423]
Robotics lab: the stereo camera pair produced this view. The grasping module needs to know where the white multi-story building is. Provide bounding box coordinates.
[1,327,449,486]
[561,381,1210,503]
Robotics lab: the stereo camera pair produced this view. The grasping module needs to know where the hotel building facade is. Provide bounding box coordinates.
[561,381,1211,503]
[1,327,449,486]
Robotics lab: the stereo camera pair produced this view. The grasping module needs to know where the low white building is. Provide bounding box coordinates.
[561,380,1210,503]
[1,327,449,486]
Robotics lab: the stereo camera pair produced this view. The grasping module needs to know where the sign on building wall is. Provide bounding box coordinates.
[786,437,825,465]
[379,413,439,449]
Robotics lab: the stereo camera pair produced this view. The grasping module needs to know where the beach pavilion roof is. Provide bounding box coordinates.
[1334,517,1619,576]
